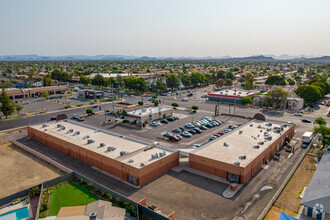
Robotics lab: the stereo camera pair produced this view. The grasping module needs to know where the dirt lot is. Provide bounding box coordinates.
[0,141,64,198]
[264,155,317,220]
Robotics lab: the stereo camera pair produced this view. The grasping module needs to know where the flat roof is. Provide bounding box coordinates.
[192,119,292,167]
[209,90,259,97]
[30,120,174,169]
[126,106,172,117]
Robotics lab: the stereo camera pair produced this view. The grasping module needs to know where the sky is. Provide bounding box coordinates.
[1,0,330,57]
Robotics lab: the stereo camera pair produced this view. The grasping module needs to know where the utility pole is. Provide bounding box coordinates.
[111,83,114,110]
[179,73,182,97]
[233,87,237,115]
[34,97,37,122]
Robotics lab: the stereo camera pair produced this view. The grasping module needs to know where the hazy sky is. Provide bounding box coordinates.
[1,0,330,57]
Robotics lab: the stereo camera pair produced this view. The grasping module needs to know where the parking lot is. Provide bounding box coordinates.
[78,107,250,149]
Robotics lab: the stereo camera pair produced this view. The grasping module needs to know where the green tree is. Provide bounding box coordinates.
[0,88,14,119]
[15,104,23,115]
[138,101,143,106]
[265,74,286,85]
[313,125,330,146]
[241,97,252,104]
[86,108,93,114]
[153,100,159,106]
[41,91,49,99]
[263,87,288,109]
[297,66,305,74]
[287,78,295,85]
[190,72,206,87]
[156,79,167,93]
[80,74,90,86]
[216,78,224,89]
[181,74,191,87]
[191,105,199,112]
[166,74,180,90]
[244,75,254,90]
[295,85,323,102]
[314,117,327,126]
[91,74,105,87]
[171,102,179,109]
[225,79,233,86]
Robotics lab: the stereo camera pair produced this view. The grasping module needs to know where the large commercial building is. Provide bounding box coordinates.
[208,89,260,103]
[27,120,179,186]
[0,85,68,99]
[189,119,295,184]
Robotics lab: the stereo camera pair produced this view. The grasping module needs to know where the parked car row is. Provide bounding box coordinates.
[149,116,180,127]
[209,124,238,141]
[168,117,223,140]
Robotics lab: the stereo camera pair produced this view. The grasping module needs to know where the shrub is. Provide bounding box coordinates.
[122,109,127,116]
[113,112,118,117]
[153,100,159,106]
[86,108,93,114]
[171,103,179,109]
[192,105,199,112]
[28,186,41,196]
[40,203,48,212]
[87,183,93,190]
[241,97,252,105]
[107,193,113,201]
[138,101,143,106]
[127,204,135,215]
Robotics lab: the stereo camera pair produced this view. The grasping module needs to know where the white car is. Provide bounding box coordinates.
[130,95,135,97]
[294,113,303,117]
[182,98,188,102]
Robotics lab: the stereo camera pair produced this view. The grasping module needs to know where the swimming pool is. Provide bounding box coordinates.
[0,206,30,220]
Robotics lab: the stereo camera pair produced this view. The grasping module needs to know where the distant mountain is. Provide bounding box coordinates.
[0,54,329,62]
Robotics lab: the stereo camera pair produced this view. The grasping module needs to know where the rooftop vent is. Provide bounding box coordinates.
[120,135,126,138]
[234,162,241,166]
[239,130,243,134]
[266,136,272,140]
[107,146,116,151]
[83,135,89,140]
[57,124,62,128]
[283,124,288,128]
[61,126,66,130]
[73,131,80,136]
[223,142,229,147]
[42,124,49,127]
[120,151,128,156]
[239,155,247,160]
[99,143,105,147]
[151,153,159,159]
[258,125,261,128]
[67,129,73,134]
[258,141,264,145]
[128,159,134,164]
[264,132,269,136]
[87,139,95,144]
[140,163,145,167]
[253,145,260,149]
[159,151,166,157]
[250,124,253,127]
[44,129,47,131]
[266,123,272,127]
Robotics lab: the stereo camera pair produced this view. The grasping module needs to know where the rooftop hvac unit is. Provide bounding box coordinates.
[234,162,240,166]
[99,143,105,147]
[139,113,142,115]
[260,130,263,132]
[267,128,271,131]
[66,129,73,134]
[159,151,166,157]
[87,139,95,144]
[258,141,264,145]
[73,131,80,136]
[42,124,49,127]
[120,151,128,156]
[283,124,288,128]
[239,92,242,94]
[223,142,229,147]
[250,124,253,127]
[57,124,62,128]
[239,155,247,160]
[140,163,145,167]
[267,123,272,127]
[89,212,97,218]
[266,136,272,140]
[44,129,47,131]
[253,145,260,149]
[264,132,269,136]
[258,125,261,128]
[239,130,243,134]
[61,126,66,130]
[142,108,146,112]
[107,146,116,151]
[128,159,134,164]
[83,135,89,140]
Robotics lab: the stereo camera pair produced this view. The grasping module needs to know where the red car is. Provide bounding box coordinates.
[214,134,222,137]
[169,135,180,142]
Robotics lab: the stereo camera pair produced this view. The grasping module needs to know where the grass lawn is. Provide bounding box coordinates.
[48,181,101,216]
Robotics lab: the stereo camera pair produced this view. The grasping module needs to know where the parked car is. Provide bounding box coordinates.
[148,98,154,101]
[181,131,192,137]
[161,119,169,124]
[167,117,175,122]
[211,121,219,126]
[229,125,238,129]
[294,113,303,117]
[201,95,208,98]
[130,95,135,97]
[193,144,201,148]
[193,128,202,134]
[173,116,180,121]
[50,116,57,121]
[92,105,98,108]
[209,136,217,141]
[187,93,193,97]
[214,133,222,137]
[150,121,160,127]
[163,132,172,138]
[72,114,79,119]
[152,95,158,98]
[302,119,312,123]
[168,135,180,142]
[177,126,185,131]
[176,135,183,140]
[185,123,195,128]
[181,98,189,102]
[188,129,197,135]
[199,125,207,130]
[77,117,85,121]
[205,123,213,128]
[172,128,182,133]
[22,101,29,105]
